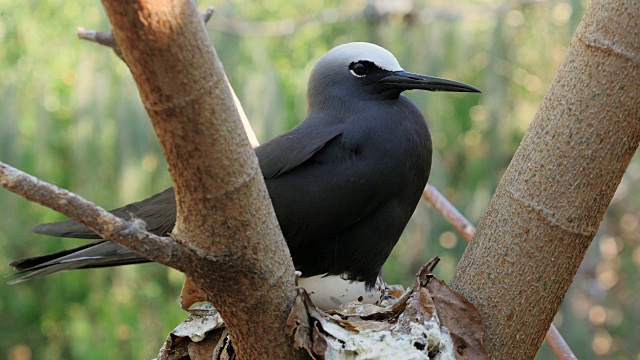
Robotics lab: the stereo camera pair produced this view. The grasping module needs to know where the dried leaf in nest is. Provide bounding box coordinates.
[157,304,229,360]
[397,256,488,359]
[187,333,225,360]
[395,258,440,332]
[427,278,488,359]
[171,304,225,342]
[286,290,316,358]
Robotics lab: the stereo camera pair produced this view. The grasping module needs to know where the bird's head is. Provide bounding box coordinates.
[307,42,480,109]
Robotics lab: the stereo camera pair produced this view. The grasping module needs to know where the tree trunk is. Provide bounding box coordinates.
[100,1,303,359]
[450,1,640,359]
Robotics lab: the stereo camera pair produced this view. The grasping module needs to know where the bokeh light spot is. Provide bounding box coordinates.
[592,329,612,356]
[552,3,573,26]
[588,305,606,326]
[439,231,458,249]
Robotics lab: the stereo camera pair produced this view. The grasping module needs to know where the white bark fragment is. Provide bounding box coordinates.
[170,303,224,342]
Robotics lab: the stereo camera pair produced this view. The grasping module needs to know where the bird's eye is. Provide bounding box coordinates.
[349,62,368,77]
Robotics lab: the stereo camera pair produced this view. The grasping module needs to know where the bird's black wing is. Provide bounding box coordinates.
[256,125,345,178]
[257,122,394,246]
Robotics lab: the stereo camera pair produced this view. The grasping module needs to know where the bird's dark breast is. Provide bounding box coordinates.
[266,97,432,287]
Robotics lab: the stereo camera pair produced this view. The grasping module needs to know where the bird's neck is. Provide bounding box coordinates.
[307,93,400,117]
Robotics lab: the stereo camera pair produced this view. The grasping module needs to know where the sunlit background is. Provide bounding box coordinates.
[1,0,638,359]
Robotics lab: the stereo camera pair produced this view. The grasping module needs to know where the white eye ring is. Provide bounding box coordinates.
[350,69,366,78]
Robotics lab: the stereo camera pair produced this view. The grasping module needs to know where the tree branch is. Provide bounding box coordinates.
[95,1,300,359]
[449,1,640,358]
[545,324,578,360]
[421,185,475,242]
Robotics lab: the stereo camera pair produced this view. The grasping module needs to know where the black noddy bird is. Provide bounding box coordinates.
[9,42,480,310]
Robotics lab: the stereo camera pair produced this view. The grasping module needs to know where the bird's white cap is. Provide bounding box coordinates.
[320,42,404,72]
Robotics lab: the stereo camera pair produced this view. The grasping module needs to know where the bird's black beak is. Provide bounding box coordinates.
[379,70,481,93]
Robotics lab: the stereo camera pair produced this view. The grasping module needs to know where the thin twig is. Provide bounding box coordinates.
[0,161,180,267]
[421,184,577,360]
[546,323,579,360]
[201,6,215,23]
[422,185,475,242]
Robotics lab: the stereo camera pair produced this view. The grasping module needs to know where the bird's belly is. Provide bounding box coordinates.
[299,273,385,310]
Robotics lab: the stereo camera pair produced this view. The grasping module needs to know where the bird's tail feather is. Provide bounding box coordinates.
[30,219,102,239]
[10,241,101,271]
[8,241,149,284]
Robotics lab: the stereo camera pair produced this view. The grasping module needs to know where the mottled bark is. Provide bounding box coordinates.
[450,1,640,359]
[100,1,302,359]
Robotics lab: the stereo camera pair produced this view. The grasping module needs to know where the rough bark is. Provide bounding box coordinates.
[449,1,640,359]
[99,1,302,359]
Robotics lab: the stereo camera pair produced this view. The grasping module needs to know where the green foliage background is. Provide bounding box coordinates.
[1,1,638,359]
